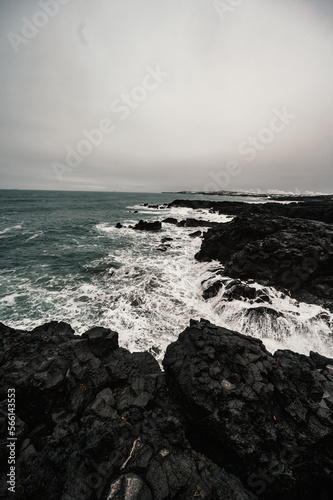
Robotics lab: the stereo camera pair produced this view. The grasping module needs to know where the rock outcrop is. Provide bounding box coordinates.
[163,218,217,228]
[196,214,333,310]
[163,319,333,500]
[1,319,333,499]
[133,220,162,231]
[168,199,333,224]
[0,321,255,500]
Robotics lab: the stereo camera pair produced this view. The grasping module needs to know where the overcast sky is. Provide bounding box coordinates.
[0,0,333,193]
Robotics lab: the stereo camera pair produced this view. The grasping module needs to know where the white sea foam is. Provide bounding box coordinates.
[0,292,20,306]
[76,208,333,360]
[3,205,332,362]
[25,232,42,242]
[0,224,23,236]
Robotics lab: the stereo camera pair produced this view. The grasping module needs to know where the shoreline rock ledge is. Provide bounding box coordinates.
[1,320,333,500]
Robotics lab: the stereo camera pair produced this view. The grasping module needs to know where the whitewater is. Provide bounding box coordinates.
[0,190,332,361]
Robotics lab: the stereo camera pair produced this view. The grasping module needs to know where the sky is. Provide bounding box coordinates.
[0,0,333,193]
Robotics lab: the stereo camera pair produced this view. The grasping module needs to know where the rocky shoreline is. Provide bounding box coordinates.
[168,199,333,224]
[1,320,333,500]
[1,198,333,499]
[169,199,333,311]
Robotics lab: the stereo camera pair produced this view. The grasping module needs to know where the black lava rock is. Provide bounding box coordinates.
[168,199,333,224]
[189,230,202,238]
[0,321,255,500]
[196,214,333,310]
[133,220,162,231]
[163,319,333,500]
[162,218,178,225]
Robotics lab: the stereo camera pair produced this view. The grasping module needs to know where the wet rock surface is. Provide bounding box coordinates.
[168,199,333,224]
[1,319,333,499]
[196,214,333,310]
[133,220,162,231]
[163,218,217,228]
[163,319,333,500]
[0,321,255,500]
[189,230,202,238]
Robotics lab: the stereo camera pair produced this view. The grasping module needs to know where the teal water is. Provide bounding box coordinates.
[1,190,332,359]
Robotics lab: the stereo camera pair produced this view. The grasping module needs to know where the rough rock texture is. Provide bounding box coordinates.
[163,319,333,500]
[196,214,333,310]
[1,319,332,499]
[178,219,217,228]
[202,278,272,304]
[0,321,254,500]
[133,220,162,231]
[189,230,202,238]
[163,218,217,228]
[169,199,333,224]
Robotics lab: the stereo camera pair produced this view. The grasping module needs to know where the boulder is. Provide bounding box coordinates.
[162,218,178,225]
[203,280,223,299]
[178,218,217,228]
[133,220,162,231]
[189,230,202,238]
[223,280,272,304]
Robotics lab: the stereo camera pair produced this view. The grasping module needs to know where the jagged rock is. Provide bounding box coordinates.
[245,306,283,319]
[223,281,272,304]
[115,223,123,229]
[196,214,333,310]
[178,218,217,228]
[0,321,255,500]
[162,218,178,225]
[163,319,333,500]
[82,327,119,358]
[133,220,162,231]
[189,230,202,238]
[168,199,333,224]
[2,319,332,500]
[203,281,223,299]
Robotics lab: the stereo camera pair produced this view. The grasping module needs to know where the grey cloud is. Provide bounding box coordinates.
[0,0,333,193]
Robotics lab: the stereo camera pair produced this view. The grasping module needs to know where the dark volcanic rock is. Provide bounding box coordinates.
[163,319,333,500]
[203,280,223,299]
[2,318,332,499]
[178,218,217,228]
[0,321,254,500]
[168,199,333,224]
[162,217,178,225]
[133,220,162,231]
[82,326,119,357]
[196,214,333,309]
[223,281,272,304]
[115,222,123,229]
[189,230,202,238]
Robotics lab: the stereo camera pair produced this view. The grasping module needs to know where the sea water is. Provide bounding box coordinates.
[0,190,332,361]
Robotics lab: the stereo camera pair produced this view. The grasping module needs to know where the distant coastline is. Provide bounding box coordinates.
[162,190,333,202]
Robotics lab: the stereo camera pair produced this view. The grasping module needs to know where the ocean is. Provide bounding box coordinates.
[0,189,332,360]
